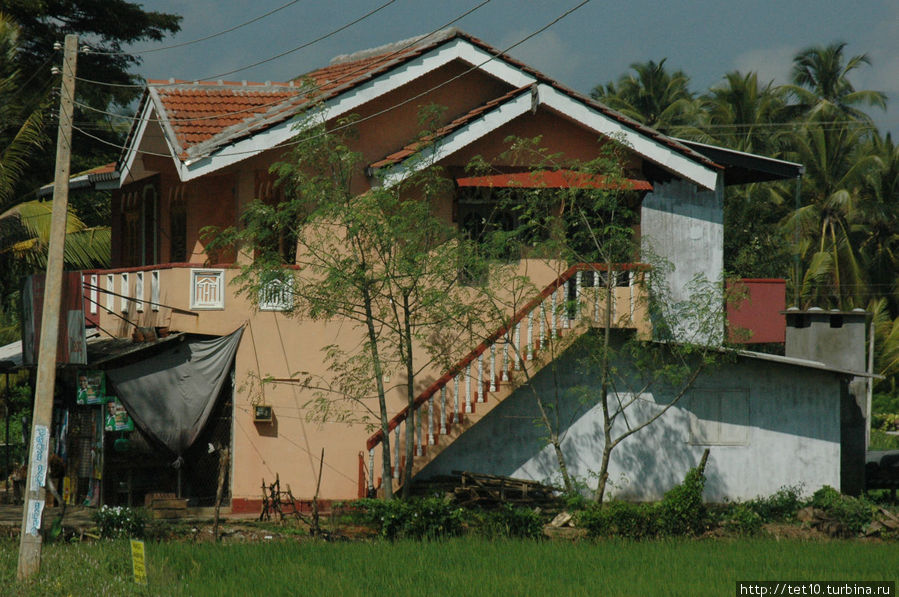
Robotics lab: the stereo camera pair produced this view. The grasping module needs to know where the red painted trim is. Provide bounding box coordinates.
[230,498,261,514]
[734,278,785,284]
[82,262,210,274]
[230,497,337,515]
[365,262,649,450]
[82,262,302,275]
[456,171,653,191]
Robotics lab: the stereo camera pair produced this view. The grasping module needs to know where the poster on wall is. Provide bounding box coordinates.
[104,398,134,432]
[76,370,106,405]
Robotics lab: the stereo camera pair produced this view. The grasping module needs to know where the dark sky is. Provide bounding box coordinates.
[126,0,898,137]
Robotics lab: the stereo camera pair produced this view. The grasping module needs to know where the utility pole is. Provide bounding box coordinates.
[17,33,78,580]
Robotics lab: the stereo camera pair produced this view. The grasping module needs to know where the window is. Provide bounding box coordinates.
[170,186,187,263]
[688,389,750,445]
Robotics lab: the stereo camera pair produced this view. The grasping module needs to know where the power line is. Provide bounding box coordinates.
[70,0,496,128]
[75,0,400,89]
[90,0,304,56]
[72,0,592,165]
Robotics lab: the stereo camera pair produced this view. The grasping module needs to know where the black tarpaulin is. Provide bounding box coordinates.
[106,327,243,456]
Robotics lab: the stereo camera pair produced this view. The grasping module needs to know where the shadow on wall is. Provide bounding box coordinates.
[417,330,844,500]
[417,331,720,496]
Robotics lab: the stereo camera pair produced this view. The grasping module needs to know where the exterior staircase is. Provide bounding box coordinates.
[361,262,648,496]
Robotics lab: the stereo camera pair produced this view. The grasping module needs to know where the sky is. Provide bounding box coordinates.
[123,0,899,137]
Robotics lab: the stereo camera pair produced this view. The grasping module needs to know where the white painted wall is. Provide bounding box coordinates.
[418,336,844,501]
[640,176,724,346]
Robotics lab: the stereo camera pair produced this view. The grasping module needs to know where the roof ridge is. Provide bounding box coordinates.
[147,78,299,88]
[328,27,460,65]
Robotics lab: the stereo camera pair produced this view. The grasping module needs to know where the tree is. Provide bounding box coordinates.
[591,59,697,135]
[0,13,110,318]
[0,14,111,336]
[695,71,794,278]
[785,42,886,123]
[464,135,727,501]
[856,133,899,313]
[0,12,46,209]
[207,110,479,500]
[1,2,180,209]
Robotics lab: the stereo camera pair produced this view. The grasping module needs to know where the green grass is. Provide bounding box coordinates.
[870,428,899,450]
[0,537,896,596]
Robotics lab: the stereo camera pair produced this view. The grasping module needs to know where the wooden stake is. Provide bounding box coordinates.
[213,446,229,542]
[311,448,324,537]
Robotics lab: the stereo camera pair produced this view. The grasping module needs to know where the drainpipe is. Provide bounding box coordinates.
[793,174,802,308]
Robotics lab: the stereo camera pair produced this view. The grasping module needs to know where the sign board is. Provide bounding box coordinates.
[25,499,44,537]
[22,272,87,365]
[28,424,49,492]
[130,539,147,585]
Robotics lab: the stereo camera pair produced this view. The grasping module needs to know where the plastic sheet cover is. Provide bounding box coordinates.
[106,327,243,456]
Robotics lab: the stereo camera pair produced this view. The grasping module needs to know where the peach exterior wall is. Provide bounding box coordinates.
[87,260,587,502]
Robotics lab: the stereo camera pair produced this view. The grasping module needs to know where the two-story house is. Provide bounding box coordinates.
[56,29,869,510]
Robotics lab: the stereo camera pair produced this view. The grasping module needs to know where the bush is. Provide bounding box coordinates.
[353,496,465,540]
[722,504,763,535]
[578,501,657,540]
[811,486,875,535]
[746,485,805,522]
[656,465,707,536]
[93,505,147,539]
[483,504,544,539]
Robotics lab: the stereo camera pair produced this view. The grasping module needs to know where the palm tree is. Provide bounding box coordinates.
[591,59,697,135]
[699,71,789,155]
[0,13,110,318]
[786,42,887,122]
[695,71,793,277]
[780,42,887,309]
[0,200,110,269]
[0,12,46,208]
[784,122,876,308]
[854,133,899,312]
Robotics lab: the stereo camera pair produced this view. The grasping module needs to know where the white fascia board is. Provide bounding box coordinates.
[537,85,719,191]
[118,98,156,187]
[176,39,537,182]
[378,92,533,187]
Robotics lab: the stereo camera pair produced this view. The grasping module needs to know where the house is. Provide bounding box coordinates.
[45,28,869,509]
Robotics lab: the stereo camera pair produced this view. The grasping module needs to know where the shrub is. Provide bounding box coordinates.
[746,485,805,522]
[483,504,543,539]
[811,486,875,535]
[579,501,657,540]
[722,504,762,535]
[93,505,147,539]
[353,496,465,540]
[656,465,707,536]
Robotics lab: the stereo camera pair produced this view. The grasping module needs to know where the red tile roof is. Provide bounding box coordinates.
[137,28,720,175]
[149,83,302,153]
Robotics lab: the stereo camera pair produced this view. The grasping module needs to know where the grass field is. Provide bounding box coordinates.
[1,537,896,596]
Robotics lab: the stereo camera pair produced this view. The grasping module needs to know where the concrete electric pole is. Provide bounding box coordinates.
[17,33,78,580]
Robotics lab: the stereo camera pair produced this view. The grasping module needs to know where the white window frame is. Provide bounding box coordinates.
[258,277,294,312]
[190,268,225,310]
